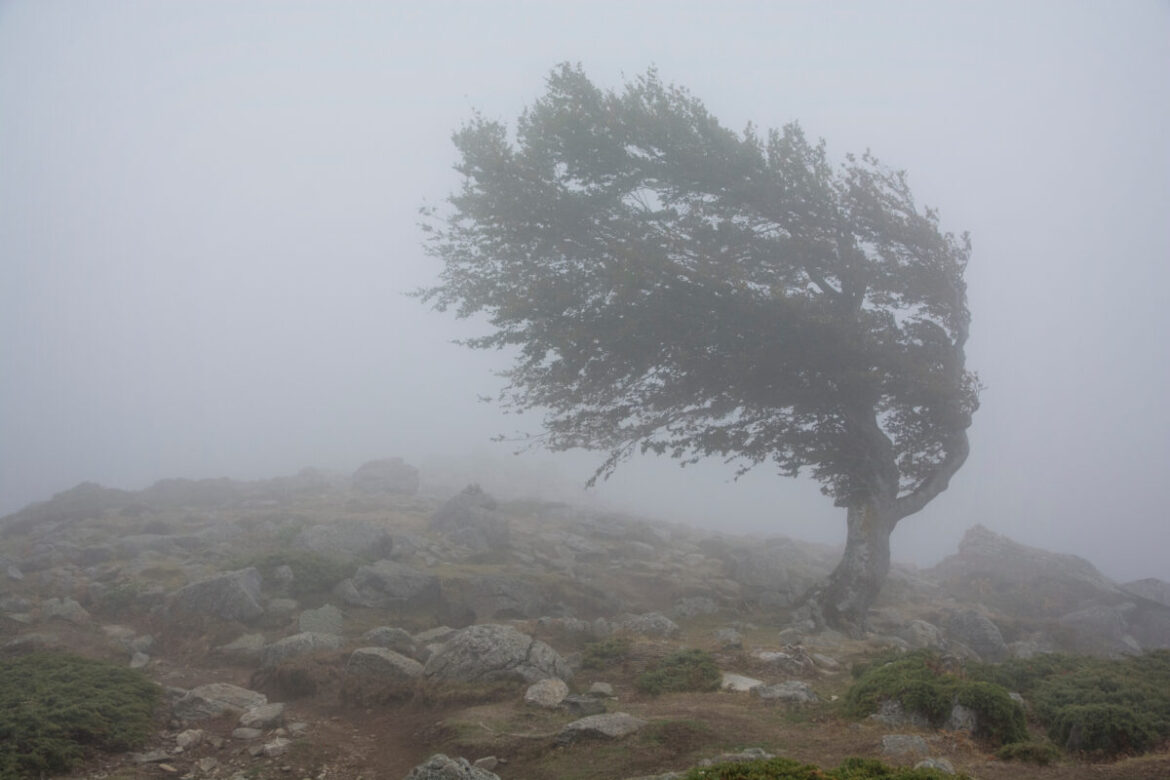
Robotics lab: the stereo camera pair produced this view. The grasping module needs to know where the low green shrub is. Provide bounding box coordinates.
[582,636,633,670]
[636,648,721,695]
[239,549,354,597]
[970,649,1170,757]
[680,756,969,779]
[845,650,1025,746]
[995,739,1062,766]
[0,653,159,779]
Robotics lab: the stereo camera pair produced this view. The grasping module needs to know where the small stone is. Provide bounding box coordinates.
[130,651,150,669]
[721,673,763,692]
[158,763,178,773]
[881,734,929,757]
[915,757,955,774]
[175,728,204,749]
[560,694,606,716]
[240,702,286,729]
[587,681,614,698]
[197,757,219,772]
[473,756,500,771]
[232,727,264,740]
[262,737,292,758]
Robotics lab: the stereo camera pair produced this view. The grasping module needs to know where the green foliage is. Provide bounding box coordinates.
[581,636,632,670]
[970,649,1170,757]
[636,648,721,695]
[845,650,1025,746]
[421,63,977,508]
[0,653,159,779]
[680,756,968,779]
[995,739,1062,765]
[241,549,354,597]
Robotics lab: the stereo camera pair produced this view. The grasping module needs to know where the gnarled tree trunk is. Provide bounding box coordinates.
[800,501,899,637]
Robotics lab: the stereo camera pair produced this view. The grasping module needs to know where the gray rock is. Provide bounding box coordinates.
[215,632,267,663]
[261,631,342,668]
[721,673,763,693]
[298,603,344,635]
[753,680,819,703]
[914,757,955,774]
[261,737,291,758]
[881,734,929,757]
[430,485,509,551]
[42,596,91,624]
[239,702,286,729]
[899,619,947,650]
[614,612,679,638]
[944,703,977,733]
[173,683,267,721]
[424,624,572,683]
[454,575,551,620]
[404,753,501,780]
[1122,578,1170,608]
[670,596,719,619]
[362,626,418,657]
[170,568,264,622]
[129,651,150,668]
[352,457,419,495]
[870,699,932,729]
[414,625,458,645]
[1058,603,1141,656]
[945,609,1007,662]
[713,628,743,649]
[556,712,647,745]
[561,694,607,716]
[347,647,425,680]
[697,748,774,768]
[588,682,614,697]
[232,727,264,740]
[175,729,204,749]
[524,677,569,708]
[295,520,395,561]
[338,560,441,610]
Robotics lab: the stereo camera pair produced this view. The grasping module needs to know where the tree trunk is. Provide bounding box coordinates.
[801,501,897,637]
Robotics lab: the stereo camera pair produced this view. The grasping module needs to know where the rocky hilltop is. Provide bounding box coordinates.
[1,460,1168,779]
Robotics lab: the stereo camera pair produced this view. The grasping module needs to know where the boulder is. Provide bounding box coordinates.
[1058,604,1142,656]
[404,754,501,780]
[430,485,509,551]
[261,632,343,668]
[453,575,551,620]
[361,626,418,657]
[945,609,1007,662]
[346,647,425,680]
[337,560,441,610]
[173,683,267,721]
[170,568,264,623]
[1122,578,1170,608]
[352,458,420,495]
[295,520,394,561]
[721,673,763,693]
[881,734,929,758]
[753,680,819,703]
[555,712,647,745]
[239,702,285,729]
[298,604,344,635]
[614,612,679,638]
[524,677,569,708]
[424,624,572,684]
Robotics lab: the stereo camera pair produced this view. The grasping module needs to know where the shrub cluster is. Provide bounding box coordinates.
[636,648,722,695]
[0,653,159,779]
[970,649,1170,758]
[241,549,354,597]
[681,756,968,779]
[845,650,1026,746]
[581,636,633,670]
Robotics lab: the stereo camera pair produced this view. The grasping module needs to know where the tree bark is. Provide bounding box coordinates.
[801,501,897,637]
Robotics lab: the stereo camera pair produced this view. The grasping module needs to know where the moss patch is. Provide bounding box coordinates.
[637,648,722,695]
[0,653,159,779]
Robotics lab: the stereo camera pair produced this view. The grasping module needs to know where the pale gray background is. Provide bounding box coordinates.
[2,1,1167,581]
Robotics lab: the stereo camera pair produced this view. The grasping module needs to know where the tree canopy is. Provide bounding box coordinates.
[421,64,978,523]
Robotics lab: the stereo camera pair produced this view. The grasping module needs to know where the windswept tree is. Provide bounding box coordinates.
[420,65,979,633]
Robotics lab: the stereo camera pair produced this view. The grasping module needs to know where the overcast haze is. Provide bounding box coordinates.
[2,1,1168,583]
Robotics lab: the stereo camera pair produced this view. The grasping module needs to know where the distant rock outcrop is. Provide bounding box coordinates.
[430,485,509,551]
[351,458,420,495]
[930,525,1122,616]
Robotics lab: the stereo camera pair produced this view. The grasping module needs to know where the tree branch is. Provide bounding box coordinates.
[892,429,970,520]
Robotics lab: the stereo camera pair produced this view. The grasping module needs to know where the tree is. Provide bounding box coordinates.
[419,65,979,634]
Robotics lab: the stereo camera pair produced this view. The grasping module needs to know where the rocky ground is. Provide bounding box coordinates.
[2,458,1169,779]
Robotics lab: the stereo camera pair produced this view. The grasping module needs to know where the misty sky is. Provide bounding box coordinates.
[2,1,1168,583]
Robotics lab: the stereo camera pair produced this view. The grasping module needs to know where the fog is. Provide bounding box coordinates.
[2,1,1167,583]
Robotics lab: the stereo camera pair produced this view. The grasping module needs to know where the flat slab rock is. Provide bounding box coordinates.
[424,623,571,683]
[556,712,647,745]
[173,683,267,721]
[403,753,501,779]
